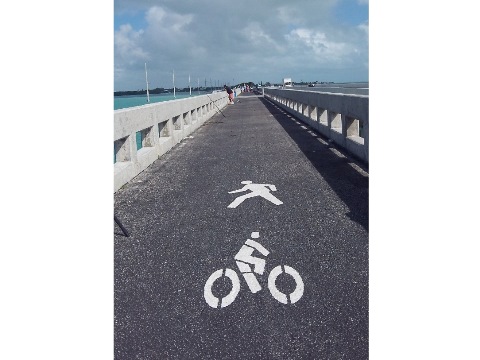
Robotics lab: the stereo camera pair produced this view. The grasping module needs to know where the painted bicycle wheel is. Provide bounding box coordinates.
[267,265,304,304]
[204,268,240,308]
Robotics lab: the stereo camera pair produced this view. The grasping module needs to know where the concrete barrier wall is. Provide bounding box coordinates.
[264,88,369,163]
[114,91,230,192]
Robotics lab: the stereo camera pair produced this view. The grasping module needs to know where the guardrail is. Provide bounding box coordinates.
[114,92,229,192]
[263,88,368,163]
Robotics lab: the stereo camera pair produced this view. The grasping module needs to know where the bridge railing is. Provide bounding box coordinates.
[114,92,229,192]
[264,88,369,163]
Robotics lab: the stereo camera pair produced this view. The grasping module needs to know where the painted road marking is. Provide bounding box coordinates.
[227,181,283,208]
[204,232,304,308]
[204,268,241,308]
[234,238,270,293]
[268,265,305,304]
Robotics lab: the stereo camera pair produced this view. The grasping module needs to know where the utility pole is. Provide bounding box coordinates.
[173,70,175,98]
[145,63,150,103]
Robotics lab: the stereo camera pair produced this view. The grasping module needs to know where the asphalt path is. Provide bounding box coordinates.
[114,92,369,359]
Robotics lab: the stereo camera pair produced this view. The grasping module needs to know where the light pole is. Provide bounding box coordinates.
[145,63,150,103]
[173,70,176,98]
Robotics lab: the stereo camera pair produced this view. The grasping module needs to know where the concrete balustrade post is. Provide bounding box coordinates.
[346,116,359,137]
[127,134,138,163]
[264,88,368,163]
[114,136,131,162]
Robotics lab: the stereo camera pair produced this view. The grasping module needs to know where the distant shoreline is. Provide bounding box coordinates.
[114,81,368,96]
[115,88,217,97]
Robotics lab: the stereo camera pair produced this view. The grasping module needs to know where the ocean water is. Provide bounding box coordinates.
[114,91,210,110]
[114,83,368,110]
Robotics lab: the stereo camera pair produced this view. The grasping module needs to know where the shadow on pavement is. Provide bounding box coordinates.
[260,97,369,231]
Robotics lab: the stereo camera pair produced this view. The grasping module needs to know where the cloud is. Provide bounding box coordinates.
[142,6,202,59]
[358,21,369,36]
[114,24,149,85]
[240,22,284,53]
[114,24,148,64]
[286,28,349,62]
[145,6,193,33]
[114,0,368,90]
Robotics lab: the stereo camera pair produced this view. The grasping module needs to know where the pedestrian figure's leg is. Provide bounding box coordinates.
[259,193,283,205]
[227,192,257,208]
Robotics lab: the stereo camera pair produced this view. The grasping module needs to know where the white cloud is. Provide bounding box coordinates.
[114,0,368,90]
[240,22,284,53]
[286,28,350,62]
[114,24,150,88]
[114,24,148,64]
[145,6,193,33]
[358,21,369,36]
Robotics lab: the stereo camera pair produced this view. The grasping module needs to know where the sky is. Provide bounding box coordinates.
[114,0,368,91]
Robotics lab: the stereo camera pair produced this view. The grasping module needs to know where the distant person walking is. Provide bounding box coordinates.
[224,85,234,104]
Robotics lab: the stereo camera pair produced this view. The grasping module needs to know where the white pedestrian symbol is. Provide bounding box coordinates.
[204,232,304,308]
[227,181,283,208]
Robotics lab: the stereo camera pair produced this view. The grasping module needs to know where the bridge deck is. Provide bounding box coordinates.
[114,92,369,359]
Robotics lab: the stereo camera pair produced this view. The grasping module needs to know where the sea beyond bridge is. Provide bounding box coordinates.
[114,89,368,359]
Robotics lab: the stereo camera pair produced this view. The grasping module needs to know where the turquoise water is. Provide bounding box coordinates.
[114,91,209,110]
[114,91,212,162]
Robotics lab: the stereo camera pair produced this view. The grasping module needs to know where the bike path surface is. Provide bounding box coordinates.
[114,93,369,359]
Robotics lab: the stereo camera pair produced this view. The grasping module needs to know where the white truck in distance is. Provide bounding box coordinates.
[283,78,293,88]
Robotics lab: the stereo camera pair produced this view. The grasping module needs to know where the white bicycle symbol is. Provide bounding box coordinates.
[204,232,304,308]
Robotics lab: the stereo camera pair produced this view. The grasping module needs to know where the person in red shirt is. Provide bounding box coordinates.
[224,85,234,104]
